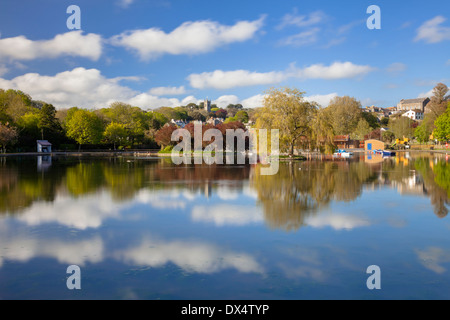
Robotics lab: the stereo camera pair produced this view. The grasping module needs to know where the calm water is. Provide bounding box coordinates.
[0,152,449,300]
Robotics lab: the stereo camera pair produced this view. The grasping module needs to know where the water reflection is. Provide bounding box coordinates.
[0,233,103,267]
[114,236,265,275]
[251,161,379,231]
[0,153,448,228]
[0,153,449,299]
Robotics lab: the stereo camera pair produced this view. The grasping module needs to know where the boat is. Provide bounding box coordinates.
[373,149,396,157]
[333,149,353,158]
[382,150,396,157]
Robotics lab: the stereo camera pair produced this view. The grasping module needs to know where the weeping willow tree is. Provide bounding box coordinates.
[255,87,318,156]
[310,108,336,154]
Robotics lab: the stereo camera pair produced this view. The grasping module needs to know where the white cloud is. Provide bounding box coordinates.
[0,66,269,109]
[277,9,326,29]
[134,189,197,209]
[415,16,450,43]
[216,187,240,200]
[0,31,102,61]
[188,62,374,89]
[17,192,123,230]
[0,67,136,108]
[241,94,266,108]
[111,17,265,60]
[115,237,264,274]
[0,235,104,267]
[148,86,186,96]
[279,27,320,47]
[417,88,434,98]
[213,95,240,108]
[188,69,285,90]
[305,213,370,230]
[0,65,361,110]
[416,247,450,274]
[181,95,202,106]
[191,204,263,226]
[295,61,374,80]
[305,92,338,107]
[386,62,407,74]
[127,93,187,109]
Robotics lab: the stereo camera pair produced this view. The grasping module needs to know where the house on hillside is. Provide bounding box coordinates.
[402,109,424,121]
[363,105,381,113]
[385,106,397,116]
[397,98,430,113]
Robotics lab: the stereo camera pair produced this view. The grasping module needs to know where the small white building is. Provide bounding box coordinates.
[37,140,52,153]
[402,109,423,121]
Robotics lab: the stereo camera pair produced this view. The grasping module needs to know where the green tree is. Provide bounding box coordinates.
[382,130,395,143]
[390,116,414,139]
[422,83,449,135]
[66,109,104,150]
[0,89,33,123]
[155,106,186,121]
[415,122,431,143]
[189,111,206,122]
[310,108,336,154]
[100,102,153,145]
[186,103,199,110]
[38,103,63,142]
[380,117,389,126]
[16,112,41,148]
[361,112,380,129]
[173,107,189,120]
[326,96,362,135]
[148,112,168,130]
[256,87,317,156]
[352,118,372,140]
[104,122,128,150]
[434,103,450,142]
[234,110,249,123]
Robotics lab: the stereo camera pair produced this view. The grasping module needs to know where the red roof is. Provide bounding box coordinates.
[334,135,350,142]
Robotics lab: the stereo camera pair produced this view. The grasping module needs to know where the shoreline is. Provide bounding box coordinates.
[0,148,448,158]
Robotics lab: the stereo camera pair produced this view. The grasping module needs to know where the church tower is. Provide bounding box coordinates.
[204,99,211,112]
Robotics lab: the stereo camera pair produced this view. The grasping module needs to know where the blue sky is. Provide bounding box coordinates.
[0,0,449,110]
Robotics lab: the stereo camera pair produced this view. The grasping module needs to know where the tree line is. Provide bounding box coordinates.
[254,83,449,155]
[0,89,253,152]
[0,83,448,154]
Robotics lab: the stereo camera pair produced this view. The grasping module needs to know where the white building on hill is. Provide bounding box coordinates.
[402,109,424,121]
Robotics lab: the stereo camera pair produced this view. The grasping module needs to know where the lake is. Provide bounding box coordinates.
[0,152,449,300]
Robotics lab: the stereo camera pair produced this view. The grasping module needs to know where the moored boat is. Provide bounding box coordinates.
[333,149,353,157]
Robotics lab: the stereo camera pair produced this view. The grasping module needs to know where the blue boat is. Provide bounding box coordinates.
[373,149,396,157]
